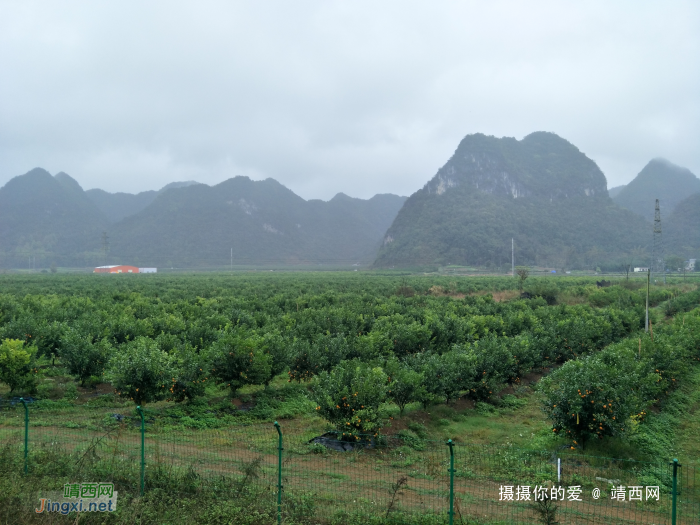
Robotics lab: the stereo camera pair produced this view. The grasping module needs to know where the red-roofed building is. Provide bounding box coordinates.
[94,265,139,274]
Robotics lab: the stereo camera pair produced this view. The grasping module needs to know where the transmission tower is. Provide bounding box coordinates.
[101,231,110,267]
[650,199,665,284]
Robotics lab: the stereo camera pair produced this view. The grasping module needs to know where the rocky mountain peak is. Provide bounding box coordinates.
[424,132,607,201]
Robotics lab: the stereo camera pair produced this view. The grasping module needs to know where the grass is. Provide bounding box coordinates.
[678,369,700,461]
[4,341,696,523]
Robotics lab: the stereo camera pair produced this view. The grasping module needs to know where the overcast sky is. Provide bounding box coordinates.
[1,1,698,200]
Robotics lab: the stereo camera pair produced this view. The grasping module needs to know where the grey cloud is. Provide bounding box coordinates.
[0,0,698,199]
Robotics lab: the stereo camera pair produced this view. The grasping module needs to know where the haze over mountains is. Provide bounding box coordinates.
[0,168,108,266]
[0,168,406,268]
[85,181,199,223]
[1,132,698,271]
[106,178,406,267]
[610,159,700,223]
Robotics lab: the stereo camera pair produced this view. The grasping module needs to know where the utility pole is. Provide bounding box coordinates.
[511,238,514,277]
[101,231,109,267]
[650,199,665,284]
[230,247,233,272]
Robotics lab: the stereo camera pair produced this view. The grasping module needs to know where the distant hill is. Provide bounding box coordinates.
[612,159,700,222]
[107,177,407,267]
[0,168,108,267]
[374,132,650,270]
[666,192,700,259]
[86,181,199,223]
[608,185,625,198]
[0,170,406,268]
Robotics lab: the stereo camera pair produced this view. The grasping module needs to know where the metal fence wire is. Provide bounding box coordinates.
[1,400,699,524]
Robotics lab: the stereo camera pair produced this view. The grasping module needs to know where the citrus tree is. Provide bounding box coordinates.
[539,345,657,448]
[169,344,209,402]
[0,338,37,393]
[312,359,388,439]
[59,329,112,386]
[105,336,176,405]
[384,357,425,417]
[210,327,272,396]
[418,349,477,405]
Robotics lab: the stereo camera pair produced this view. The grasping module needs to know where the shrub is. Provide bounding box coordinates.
[397,429,426,450]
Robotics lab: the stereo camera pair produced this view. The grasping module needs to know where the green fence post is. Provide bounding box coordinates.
[274,421,283,525]
[137,406,145,497]
[20,397,28,475]
[671,458,681,525]
[446,439,455,525]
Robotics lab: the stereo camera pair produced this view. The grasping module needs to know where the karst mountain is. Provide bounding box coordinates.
[373,132,652,269]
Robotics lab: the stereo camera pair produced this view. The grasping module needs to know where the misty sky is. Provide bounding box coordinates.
[1,1,698,200]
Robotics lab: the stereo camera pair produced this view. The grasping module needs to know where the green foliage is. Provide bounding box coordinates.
[210,328,272,396]
[105,336,176,405]
[59,329,111,385]
[500,394,528,410]
[385,358,425,416]
[0,338,37,392]
[261,330,288,384]
[516,267,529,291]
[62,382,78,401]
[0,273,690,426]
[524,279,558,305]
[413,349,477,405]
[288,334,349,382]
[169,344,209,402]
[397,429,426,450]
[663,288,700,317]
[540,309,700,448]
[539,348,654,447]
[0,438,280,525]
[312,359,388,437]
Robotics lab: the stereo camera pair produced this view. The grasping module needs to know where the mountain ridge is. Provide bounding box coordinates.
[374,132,651,269]
[108,176,407,267]
[0,168,108,266]
[85,180,201,223]
[0,169,406,268]
[612,158,700,222]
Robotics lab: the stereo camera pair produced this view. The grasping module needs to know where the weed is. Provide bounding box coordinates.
[385,476,409,518]
[531,492,558,525]
[236,456,263,495]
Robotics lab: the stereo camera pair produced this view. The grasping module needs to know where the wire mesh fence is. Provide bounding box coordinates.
[1,400,698,524]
